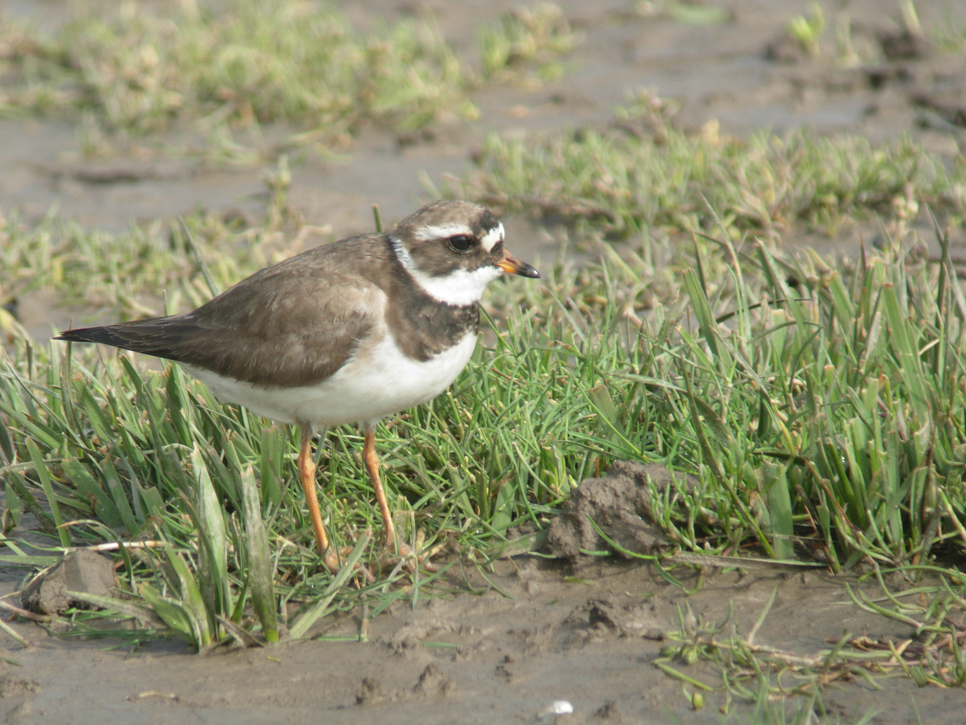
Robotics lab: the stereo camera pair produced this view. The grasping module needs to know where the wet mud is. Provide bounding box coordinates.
[0,557,957,724]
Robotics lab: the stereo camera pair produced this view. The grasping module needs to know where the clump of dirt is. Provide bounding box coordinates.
[0,676,41,699]
[412,663,458,698]
[545,461,696,561]
[586,596,664,640]
[355,676,391,705]
[20,550,116,615]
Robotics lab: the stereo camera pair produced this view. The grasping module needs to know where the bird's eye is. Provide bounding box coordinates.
[448,234,474,252]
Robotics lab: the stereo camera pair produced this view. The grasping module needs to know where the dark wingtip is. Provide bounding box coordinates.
[53,326,113,345]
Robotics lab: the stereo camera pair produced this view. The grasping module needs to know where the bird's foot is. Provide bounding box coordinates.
[320,545,376,583]
[377,533,442,575]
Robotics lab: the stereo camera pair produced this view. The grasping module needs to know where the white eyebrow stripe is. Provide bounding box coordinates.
[480,222,504,253]
[414,223,474,241]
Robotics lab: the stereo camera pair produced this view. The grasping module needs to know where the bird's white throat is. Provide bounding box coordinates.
[390,236,503,306]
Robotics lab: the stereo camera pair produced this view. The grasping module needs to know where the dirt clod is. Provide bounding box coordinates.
[413,663,457,698]
[763,34,808,64]
[878,29,930,61]
[587,597,622,629]
[0,678,41,699]
[20,550,116,615]
[593,701,623,723]
[545,462,696,561]
[586,597,659,638]
[355,677,387,705]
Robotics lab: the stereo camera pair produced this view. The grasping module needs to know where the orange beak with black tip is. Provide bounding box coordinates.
[497,252,540,279]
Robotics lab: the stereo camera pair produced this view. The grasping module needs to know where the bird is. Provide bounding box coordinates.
[56,200,539,573]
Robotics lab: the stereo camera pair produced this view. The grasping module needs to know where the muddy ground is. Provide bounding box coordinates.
[0,560,946,725]
[3,0,966,722]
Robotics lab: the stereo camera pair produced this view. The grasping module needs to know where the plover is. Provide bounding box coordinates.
[57,200,539,572]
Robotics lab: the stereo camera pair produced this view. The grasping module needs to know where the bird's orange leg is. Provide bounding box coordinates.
[297,425,342,573]
[363,425,438,572]
[362,425,395,550]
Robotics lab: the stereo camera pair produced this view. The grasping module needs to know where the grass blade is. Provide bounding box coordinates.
[289,534,370,640]
[25,438,71,548]
[240,464,278,643]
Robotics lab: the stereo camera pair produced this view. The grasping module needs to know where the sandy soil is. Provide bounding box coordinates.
[4,0,966,722]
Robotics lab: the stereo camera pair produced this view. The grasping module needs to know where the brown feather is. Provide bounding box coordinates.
[56,232,479,387]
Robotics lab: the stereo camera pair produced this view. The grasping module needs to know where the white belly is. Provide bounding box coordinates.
[184,332,478,427]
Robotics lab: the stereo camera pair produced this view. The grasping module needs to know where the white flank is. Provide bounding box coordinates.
[414,223,473,241]
[480,222,504,252]
[183,331,478,428]
[391,235,503,306]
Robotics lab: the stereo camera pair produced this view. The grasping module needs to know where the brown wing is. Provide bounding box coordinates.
[57,237,387,388]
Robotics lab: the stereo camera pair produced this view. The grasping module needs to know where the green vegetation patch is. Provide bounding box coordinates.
[3,200,966,679]
[0,1,578,146]
[452,95,966,238]
[0,158,304,323]
[0,0,470,136]
[478,3,577,84]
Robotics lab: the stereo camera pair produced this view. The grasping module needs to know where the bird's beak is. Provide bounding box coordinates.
[497,252,540,279]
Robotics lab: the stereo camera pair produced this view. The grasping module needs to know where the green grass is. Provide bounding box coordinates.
[0,0,577,158]
[2,113,966,704]
[449,95,966,239]
[3,195,966,667]
[0,156,304,323]
[0,251,626,647]
[787,3,826,58]
[1,2,966,699]
[934,9,966,52]
[0,1,467,135]
[478,3,577,84]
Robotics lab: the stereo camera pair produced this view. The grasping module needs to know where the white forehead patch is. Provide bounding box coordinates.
[391,236,503,306]
[480,222,504,253]
[414,223,473,242]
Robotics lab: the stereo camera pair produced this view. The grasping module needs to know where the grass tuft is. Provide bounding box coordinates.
[478,3,578,84]
[0,1,471,137]
[450,94,966,238]
[0,1,579,157]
